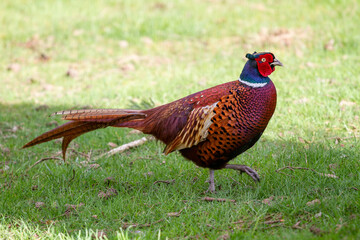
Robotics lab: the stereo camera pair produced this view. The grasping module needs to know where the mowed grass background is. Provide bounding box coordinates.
[1,0,359,239]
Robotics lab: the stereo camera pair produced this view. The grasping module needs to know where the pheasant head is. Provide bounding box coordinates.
[239,52,283,87]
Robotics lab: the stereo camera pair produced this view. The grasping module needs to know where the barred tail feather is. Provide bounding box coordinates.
[52,109,144,121]
[23,109,147,159]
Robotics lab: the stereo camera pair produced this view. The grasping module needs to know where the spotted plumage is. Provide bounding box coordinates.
[179,80,276,170]
[23,51,283,192]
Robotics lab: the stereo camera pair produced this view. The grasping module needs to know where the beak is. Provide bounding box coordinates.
[271,58,283,67]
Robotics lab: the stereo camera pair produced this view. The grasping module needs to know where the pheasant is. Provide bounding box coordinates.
[23,51,282,192]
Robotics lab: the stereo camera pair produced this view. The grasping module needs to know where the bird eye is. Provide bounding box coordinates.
[261,58,266,62]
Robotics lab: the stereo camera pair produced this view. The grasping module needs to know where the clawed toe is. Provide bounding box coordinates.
[204,185,216,194]
[204,165,259,193]
[242,167,260,182]
[225,164,260,182]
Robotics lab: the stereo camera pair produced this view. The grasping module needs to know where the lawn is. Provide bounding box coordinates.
[1,0,359,239]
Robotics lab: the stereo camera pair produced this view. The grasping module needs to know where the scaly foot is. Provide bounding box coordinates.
[224,164,260,182]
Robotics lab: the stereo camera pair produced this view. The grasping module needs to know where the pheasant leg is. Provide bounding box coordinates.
[206,169,216,193]
[225,164,260,182]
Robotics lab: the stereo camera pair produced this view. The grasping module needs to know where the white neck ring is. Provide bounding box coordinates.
[238,78,267,88]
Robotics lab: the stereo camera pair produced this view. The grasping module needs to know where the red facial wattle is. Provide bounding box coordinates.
[255,54,275,77]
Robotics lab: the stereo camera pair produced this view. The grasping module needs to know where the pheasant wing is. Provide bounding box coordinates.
[163,102,218,154]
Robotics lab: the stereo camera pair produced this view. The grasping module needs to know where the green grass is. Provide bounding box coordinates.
[1,0,360,239]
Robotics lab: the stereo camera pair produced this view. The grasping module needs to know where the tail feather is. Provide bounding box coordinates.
[62,133,82,160]
[23,109,147,159]
[52,109,144,121]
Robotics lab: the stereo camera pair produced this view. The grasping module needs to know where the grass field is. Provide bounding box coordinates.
[1,0,360,239]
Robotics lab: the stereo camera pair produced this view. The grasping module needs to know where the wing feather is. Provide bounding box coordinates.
[163,102,218,154]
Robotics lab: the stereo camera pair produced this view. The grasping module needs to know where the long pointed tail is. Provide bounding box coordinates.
[22,109,146,159]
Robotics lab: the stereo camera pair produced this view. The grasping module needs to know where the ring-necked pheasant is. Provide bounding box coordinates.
[23,51,282,192]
